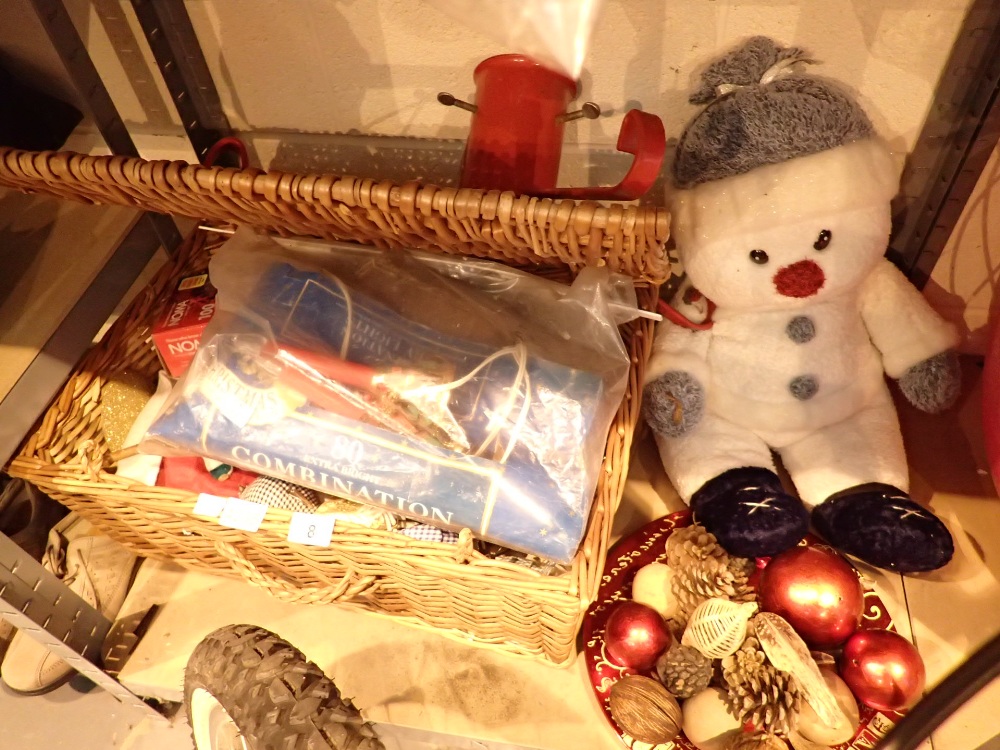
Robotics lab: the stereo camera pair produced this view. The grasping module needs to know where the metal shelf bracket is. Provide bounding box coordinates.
[0,533,165,721]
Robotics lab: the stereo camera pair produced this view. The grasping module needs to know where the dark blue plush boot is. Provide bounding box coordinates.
[812,484,954,573]
[690,467,810,558]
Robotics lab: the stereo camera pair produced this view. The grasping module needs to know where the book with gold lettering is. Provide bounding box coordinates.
[141,230,637,562]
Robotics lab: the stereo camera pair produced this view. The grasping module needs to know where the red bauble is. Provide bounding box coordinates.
[840,629,926,711]
[757,545,864,649]
[604,601,671,671]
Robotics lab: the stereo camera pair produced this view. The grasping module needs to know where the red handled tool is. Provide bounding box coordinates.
[267,342,462,450]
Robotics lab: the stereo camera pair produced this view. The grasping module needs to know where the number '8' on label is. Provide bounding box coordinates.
[288,512,335,547]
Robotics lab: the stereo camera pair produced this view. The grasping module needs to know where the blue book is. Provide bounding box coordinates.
[146,257,619,562]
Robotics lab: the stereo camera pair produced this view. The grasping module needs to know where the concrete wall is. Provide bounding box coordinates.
[1,1,976,184]
[174,1,972,151]
[2,0,960,158]
[1,1,90,113]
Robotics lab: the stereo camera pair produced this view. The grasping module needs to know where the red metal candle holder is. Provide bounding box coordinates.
[440,54,665,200]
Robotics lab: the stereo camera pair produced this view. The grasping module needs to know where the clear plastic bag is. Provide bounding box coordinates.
[427,0,604,79]
[141,230,637,562]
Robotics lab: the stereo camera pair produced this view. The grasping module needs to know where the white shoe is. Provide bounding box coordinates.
[0,478,69,664]
[0,514,138,694]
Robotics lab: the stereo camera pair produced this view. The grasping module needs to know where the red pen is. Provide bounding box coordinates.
[265,341,460,450]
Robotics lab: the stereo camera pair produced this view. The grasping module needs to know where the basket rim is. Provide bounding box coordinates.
[0,145,672,284]
[9,452,601,594]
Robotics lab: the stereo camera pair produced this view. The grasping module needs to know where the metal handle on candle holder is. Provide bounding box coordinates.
[437,92,478,113]
[557,101,601,123]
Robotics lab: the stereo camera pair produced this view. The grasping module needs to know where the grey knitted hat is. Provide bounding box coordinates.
[673,37,874,189]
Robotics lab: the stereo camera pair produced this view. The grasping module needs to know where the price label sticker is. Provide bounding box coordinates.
[193,493,228,518]
[178,273,208,291]
[287,513,335,547]
[218,498,269,532]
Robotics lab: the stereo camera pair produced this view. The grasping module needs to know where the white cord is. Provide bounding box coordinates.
[499,357,531,463]
[715,55,816,98]
[404,341,531,460]
[281,275,354,359]
[475,342,530,461]
[296,275,531,462]
[330,275,353,359]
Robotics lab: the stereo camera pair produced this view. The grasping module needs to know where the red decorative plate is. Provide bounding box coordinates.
[582,510,907,749]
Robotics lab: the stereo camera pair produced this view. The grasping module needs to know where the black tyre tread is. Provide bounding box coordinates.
[184,624,383,750]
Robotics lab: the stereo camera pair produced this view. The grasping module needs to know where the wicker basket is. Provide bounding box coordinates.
[3,147,665,666]
[0,147,670,284]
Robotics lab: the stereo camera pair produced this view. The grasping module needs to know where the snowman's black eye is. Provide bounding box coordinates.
[750,249,769,265]
[814,229,832,250]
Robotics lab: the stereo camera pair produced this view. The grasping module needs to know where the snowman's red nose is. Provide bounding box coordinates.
[774,260,825,298]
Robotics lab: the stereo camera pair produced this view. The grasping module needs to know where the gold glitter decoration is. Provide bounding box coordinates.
[316,496,397,530]
[101,370,156,453]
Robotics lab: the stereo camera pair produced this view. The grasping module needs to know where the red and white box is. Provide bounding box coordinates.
[151,273,217,377]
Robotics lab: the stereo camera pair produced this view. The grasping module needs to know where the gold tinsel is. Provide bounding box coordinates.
[100,370,156,453]
[316,496,397,530]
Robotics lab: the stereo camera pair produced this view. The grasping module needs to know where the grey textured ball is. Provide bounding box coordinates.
[785,315,816,344]
[656,644,713,699]
[789,374,819,401]
[898,351,961,414]
[643,371,705,437]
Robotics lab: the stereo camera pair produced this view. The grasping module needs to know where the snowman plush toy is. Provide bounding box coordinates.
[644,37,960,573]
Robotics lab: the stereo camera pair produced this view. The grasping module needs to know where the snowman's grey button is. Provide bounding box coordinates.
[786,315,816,344]
[790,375,819,400]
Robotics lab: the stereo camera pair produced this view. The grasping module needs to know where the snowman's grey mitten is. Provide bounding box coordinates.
[643,371,704,437]
[897,351,961,414]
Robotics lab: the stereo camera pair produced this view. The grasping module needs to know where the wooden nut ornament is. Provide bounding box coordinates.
[608,675,682,744]
[631,562,679,620]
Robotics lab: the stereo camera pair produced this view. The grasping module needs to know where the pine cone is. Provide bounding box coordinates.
[655,643,713,699]
[667,524,756,624]
[721,637,801,735]
[666,524,727,565]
